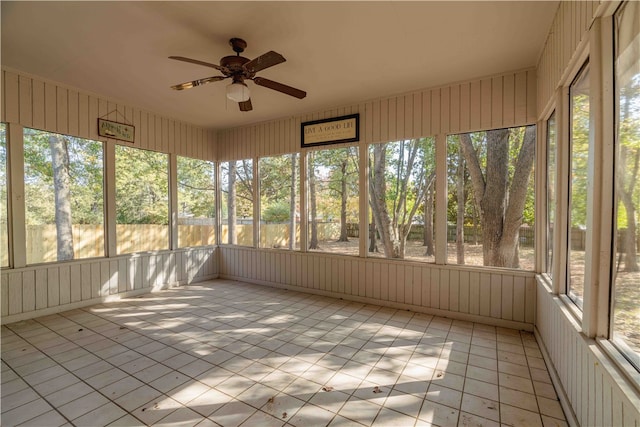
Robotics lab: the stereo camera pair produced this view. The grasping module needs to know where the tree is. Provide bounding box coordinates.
[227,161,237,244]
[369,138,433,259]
[458,126,536,268]
[23,129,104,261]
[616,81,640,271]
[49,135,74,260]
[289,153,298,250]
[308,151,319,249]
[455,146,465,264]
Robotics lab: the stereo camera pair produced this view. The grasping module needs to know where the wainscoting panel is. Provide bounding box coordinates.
[0,247,218,324]
[536,279,640,427]
[218,246,536,330]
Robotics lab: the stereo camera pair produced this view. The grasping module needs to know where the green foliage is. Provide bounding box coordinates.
[115,145,168,225]
[23,128,104,226]
[309,147,359,222]
[262,201,291,223]
[259,154,298,222]
[177,156,215,219]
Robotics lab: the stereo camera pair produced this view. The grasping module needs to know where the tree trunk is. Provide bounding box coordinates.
[308,152,319,249]
[459,126,536,268]
[337,158,349,242]
[369,144,402,258]
[456,146,465,264]
[424,181,435,256]
[49,135,75,260]
[369,212,378,252]
[289,153,297,250]
[228,161,237,245]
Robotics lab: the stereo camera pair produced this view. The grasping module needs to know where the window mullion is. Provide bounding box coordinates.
[8,123,25,268]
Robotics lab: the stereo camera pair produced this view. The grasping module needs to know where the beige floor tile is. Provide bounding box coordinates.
[114,384,164,412]
[382,390,424,418]
[1,387,40,412]
[208,399,256,427]
[537,396,565,419]
[425,383,463,409]
[500,403,543,427]
[458,411,501,427]
[16,409,69,427]
[1,280,566,427]
[461,393,500,422]
[152,407,204,427]
[419,399,460,426]
[73,402,127,427]
[130,396,182,426]
[463,377,499,401]
[58,391,110,420]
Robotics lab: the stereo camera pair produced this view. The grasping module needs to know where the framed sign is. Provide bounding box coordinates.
[98,118,135,143]
[301,113,359,147]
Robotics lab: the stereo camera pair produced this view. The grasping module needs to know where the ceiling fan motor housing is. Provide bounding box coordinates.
[229,37,247,54]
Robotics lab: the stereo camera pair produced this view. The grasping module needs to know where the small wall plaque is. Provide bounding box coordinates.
[98,118,135,143]
[301,113,359,147]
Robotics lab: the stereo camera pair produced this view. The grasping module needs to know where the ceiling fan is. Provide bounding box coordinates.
[169,38,306,112]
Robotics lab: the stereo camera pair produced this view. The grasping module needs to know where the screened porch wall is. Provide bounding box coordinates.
[215,67,538,332]
[536,1,640,426]
[0,68,219,324]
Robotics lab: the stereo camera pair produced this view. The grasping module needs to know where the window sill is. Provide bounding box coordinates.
[597,338,640,395]
[559,293,584,325]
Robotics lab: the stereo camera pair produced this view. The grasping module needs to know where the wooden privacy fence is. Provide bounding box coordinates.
[347,223,536,247]
[20,223,346,264]
[22,224,217,264]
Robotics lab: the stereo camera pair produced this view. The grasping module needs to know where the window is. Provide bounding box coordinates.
[115,146,168,254]
[547,111,557,274]
[612,0,640,367]
[568,63,590,308]
[177,156,216,248]
[220,159,254,246]
[307,146,358,255]
[447,126,536,269]
[23,128,104,263]
[259,154,300,250]
[368,138,436,261]
[0,123,8,267]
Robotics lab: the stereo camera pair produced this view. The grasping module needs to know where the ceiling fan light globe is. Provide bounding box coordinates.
[226,82,250,102]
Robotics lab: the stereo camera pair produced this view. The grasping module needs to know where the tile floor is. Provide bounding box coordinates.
[1,279,567,427]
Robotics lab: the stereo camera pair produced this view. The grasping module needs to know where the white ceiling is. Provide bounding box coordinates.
[1,1,559,132]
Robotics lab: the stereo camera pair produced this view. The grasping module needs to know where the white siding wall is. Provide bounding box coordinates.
[536,1,640,425]
[0,69,219,324]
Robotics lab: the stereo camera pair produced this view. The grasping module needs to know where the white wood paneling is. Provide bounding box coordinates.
[0,247,218,324]
[216,69,537,160]
[1,68,217,160]
[218,246,536,330]
[536,279,640,427]
[536,1,602,115]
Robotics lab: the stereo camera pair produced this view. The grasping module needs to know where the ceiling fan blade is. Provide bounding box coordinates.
[252,77,307,99]
[239,99,253,112]
[169,56,228,73]
[170,75,226,91]
[244,51,286,73]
